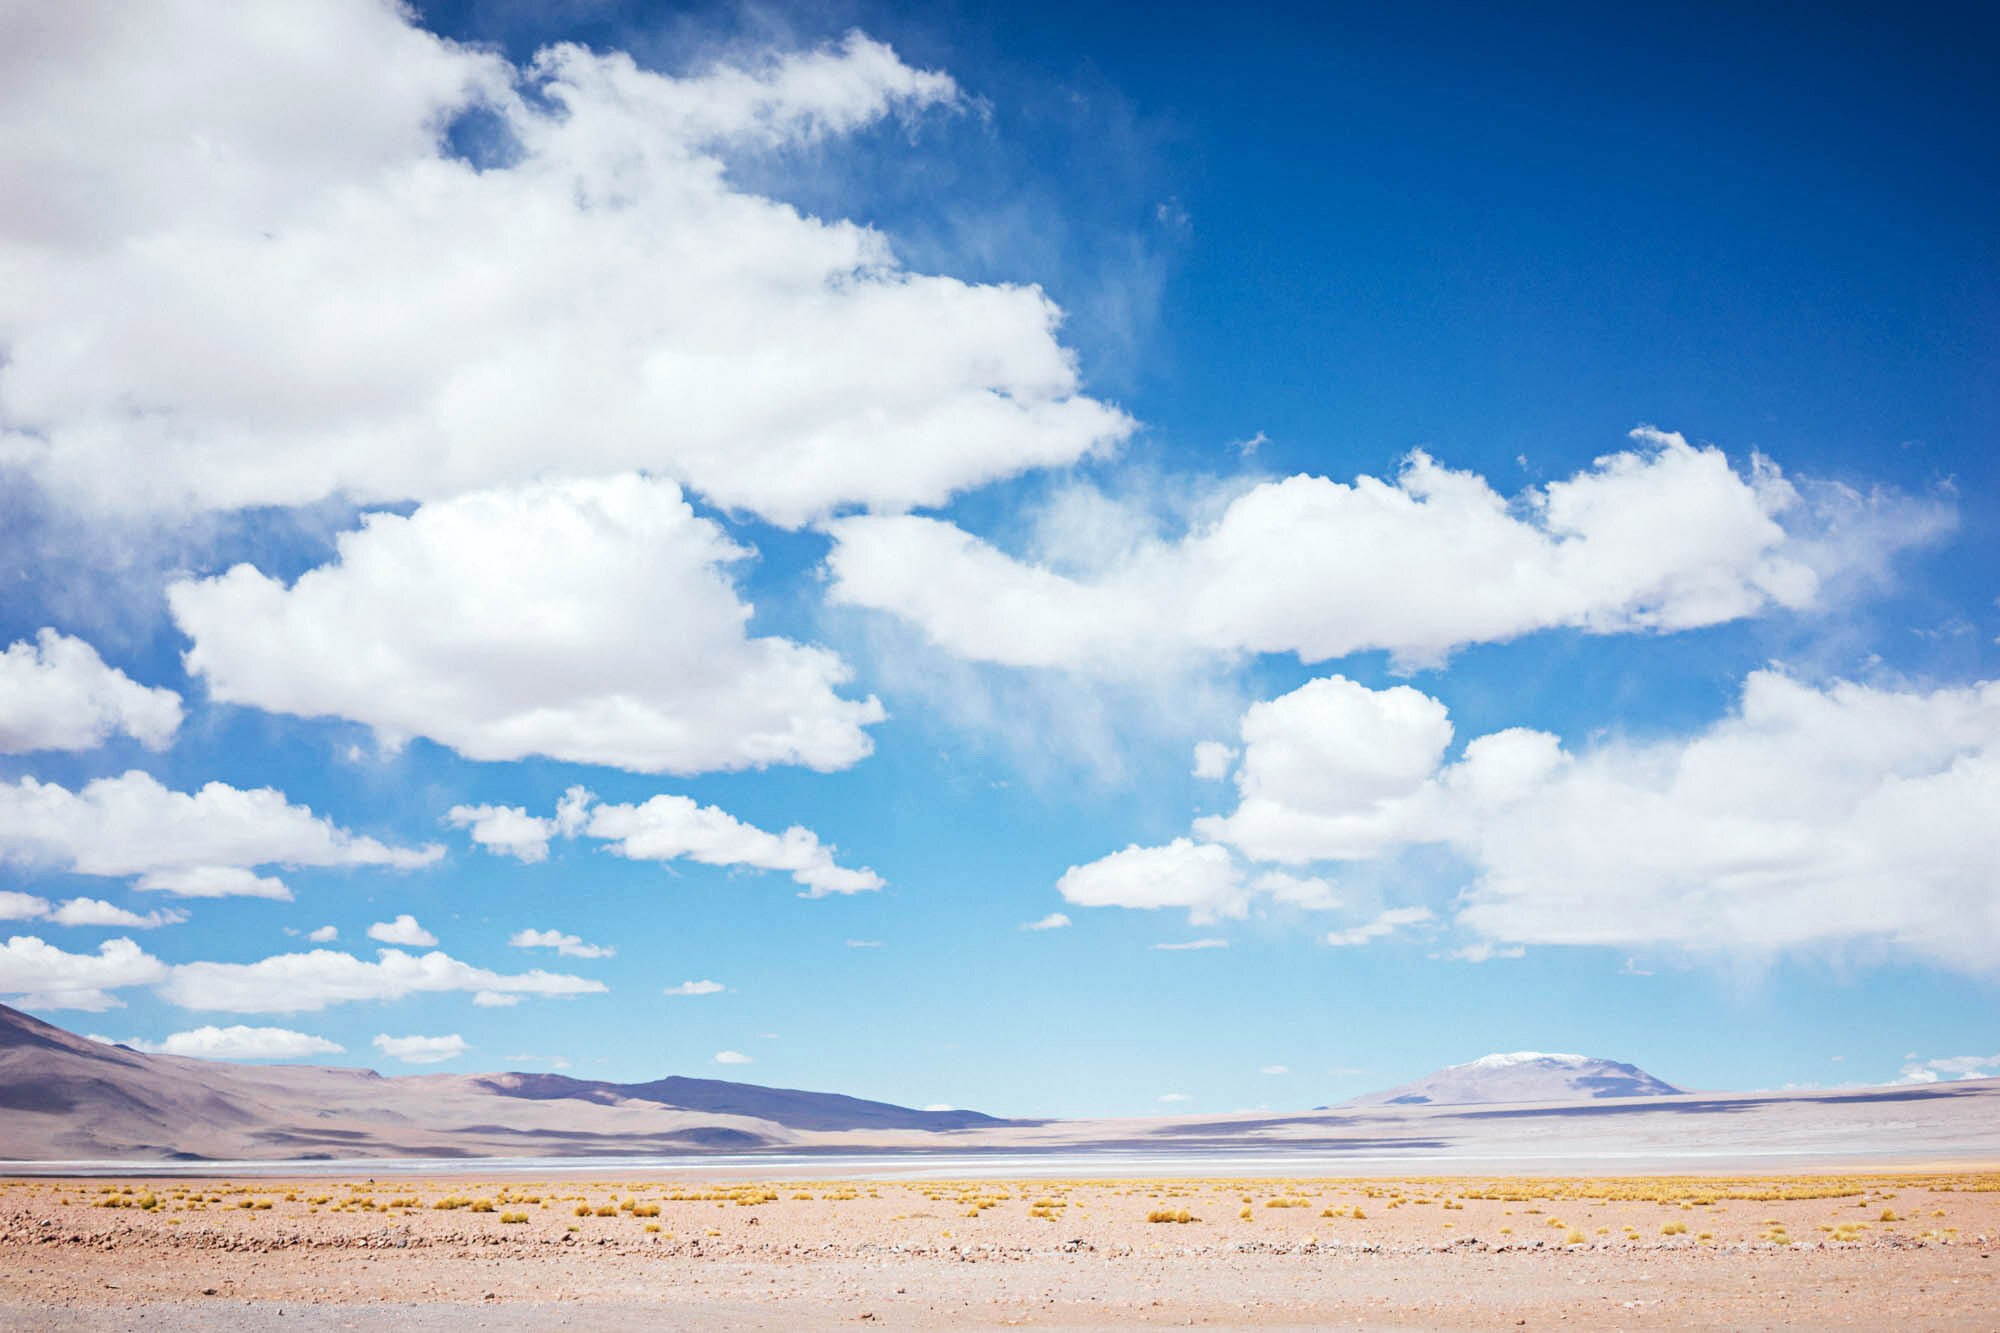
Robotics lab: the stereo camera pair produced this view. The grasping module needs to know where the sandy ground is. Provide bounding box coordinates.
[2,1171,1995,1330]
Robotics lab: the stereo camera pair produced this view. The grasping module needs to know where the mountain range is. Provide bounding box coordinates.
[8,1002,1995,1166]
[0,1001,1005,1160]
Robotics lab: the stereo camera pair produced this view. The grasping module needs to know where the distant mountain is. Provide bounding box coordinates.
[473,1071,1005,1132]
[0,1001,1006,1161]
[1344,1051,1682,1107]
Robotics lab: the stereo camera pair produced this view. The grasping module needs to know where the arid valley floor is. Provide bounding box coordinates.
[3,1169,1995,1330]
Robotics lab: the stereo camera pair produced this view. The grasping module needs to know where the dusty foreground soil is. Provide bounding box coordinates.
[2,1171,1995,1330]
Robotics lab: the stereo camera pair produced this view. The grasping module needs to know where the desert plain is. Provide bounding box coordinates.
[3,1167,1995,1330]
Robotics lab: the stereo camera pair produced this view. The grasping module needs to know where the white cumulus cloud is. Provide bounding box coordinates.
[587,792,882,897]
[2,6,1127,526]
[0,771,439,895]
[1097,668,2000,973]
[828,433,1947,673]
[307,925,338,943]
[47,898,186,929]
[663,979,724,995]
[509,928,613,959]
[1,934,167,1011]
[0,629,182,753]
[170,475,885,776]
[1444,672,2000,972]
[1194,675,1453,864]
[1058,838,1243,922]
[134,867,292,900]
[373,1032,468,1065]
[1191,740,1235,780]
[1152,938,1229,950]
[367,914,436,947]
[126,1025,343,1061]
[0,891,51,920]
[447,785,878,898]
[157,947,605,1013]
[713,1050,752,1065]
[446,805,559,863]
[1057,839,1337,925]
[1021,912,1071,931]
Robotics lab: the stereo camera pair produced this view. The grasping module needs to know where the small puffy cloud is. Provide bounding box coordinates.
[506,1052,571,1070]
[1447,942,1525,963]
[1260,1065,1290,1075]
[126,1025,343,1061]
[1058,839,1340,925]
[1323,907,1435,948]
[713,1050,753,1065]
[1898,1053,2000,1082]
[1246,869,1340,911]
[588,792,882,897]
[922,1103,955,1112]
[828,433,1946,673]
[552,786,593,837]
[1152,938,1229,950]
[1157,1092,1191,1103]
[134,867,292,900]
[1059,838,1243,922]
[0,894,185,928]
[1191,740,1235,780]
[0,771,439,892]
[373,1033,468,1065]
[158,947,605,1013]
[447,805,558,863]
[1,935,167,1010]
[47,898,186,929]
[472,990,521,1007]
[0,629,182,753]
[845,939,883,949]
[663,979,724,995]
[1021,912,1070,931]
[170,476,886,776]
[0,891,52,920]
[450,786,874,900]
[509,928,613,959]
[367,914,437,947]
[307,925,338,943]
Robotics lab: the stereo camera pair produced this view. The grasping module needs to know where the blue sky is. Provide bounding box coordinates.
[0,0,1994,1116]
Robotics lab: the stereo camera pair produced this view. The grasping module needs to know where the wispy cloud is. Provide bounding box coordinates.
[373,1032,469,1065]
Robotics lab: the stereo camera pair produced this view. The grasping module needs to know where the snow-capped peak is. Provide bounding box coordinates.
[1468,1051,1587,1069]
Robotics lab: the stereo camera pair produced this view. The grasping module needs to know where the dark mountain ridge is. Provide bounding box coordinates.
[473,1070,1008,1131]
